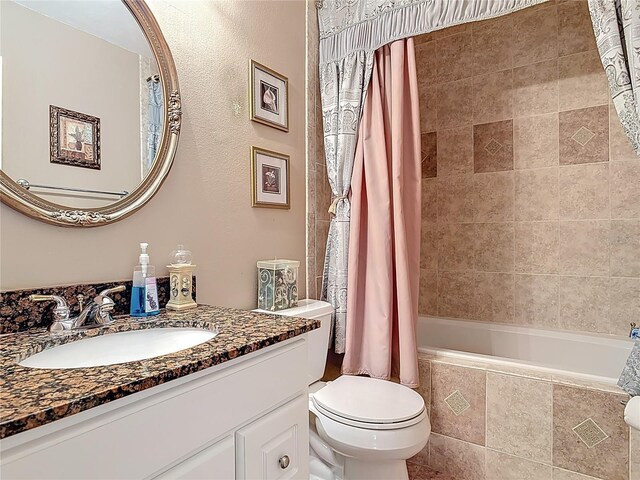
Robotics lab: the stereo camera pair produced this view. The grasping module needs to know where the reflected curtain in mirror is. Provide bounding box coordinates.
[145,76,163,176]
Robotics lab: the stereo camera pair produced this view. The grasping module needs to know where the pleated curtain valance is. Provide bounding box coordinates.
[318,0,550,65]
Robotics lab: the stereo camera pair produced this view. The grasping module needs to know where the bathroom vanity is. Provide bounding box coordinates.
[0,306,318,479]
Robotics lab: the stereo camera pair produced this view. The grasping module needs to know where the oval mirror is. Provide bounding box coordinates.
[0,0,181,227]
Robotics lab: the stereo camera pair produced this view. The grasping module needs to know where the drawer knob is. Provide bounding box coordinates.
[279,455,290,469]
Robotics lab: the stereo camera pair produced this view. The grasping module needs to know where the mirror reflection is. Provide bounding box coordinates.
[1,0,163,208]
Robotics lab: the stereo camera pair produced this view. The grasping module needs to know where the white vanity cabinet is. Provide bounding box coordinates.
[0,338,310,480]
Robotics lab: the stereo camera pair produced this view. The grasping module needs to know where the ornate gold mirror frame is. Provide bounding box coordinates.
[0,0,182,227]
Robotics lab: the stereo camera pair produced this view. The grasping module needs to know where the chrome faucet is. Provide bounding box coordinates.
[30,285,126,333]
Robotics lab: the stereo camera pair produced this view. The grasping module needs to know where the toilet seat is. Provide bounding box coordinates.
[312,376,426,430]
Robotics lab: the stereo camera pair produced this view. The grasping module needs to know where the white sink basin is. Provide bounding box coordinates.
[19,328,218,369]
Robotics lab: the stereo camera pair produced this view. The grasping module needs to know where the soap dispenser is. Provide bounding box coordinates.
[130,242,160,317]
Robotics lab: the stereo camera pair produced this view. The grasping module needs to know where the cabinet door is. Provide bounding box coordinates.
[236,394,308,480]
[153,436,234,480]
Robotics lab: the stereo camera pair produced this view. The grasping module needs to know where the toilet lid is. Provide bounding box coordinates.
[312,376,425,425]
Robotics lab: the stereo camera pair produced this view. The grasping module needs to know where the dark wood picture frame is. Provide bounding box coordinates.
[49,105,101,170]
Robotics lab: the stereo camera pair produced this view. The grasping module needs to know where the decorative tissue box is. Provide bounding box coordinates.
[257,259,299,311]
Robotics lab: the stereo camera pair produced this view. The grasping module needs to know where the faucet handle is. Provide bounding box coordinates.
[93,285,125,324]
[29,294,70,330]
[98,285,126,297]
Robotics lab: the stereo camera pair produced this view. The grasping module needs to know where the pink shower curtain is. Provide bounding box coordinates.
[342,38,421,387]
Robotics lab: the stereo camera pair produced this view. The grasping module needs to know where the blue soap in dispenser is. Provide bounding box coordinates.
[130,242,160,317]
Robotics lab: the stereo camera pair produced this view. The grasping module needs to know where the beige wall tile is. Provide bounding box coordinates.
[419,83,438,133]
[437,175,475,223]
[513,59,559,118]
[486,450,552,480]
[559,163,610,220]
[558,276,609,333]
[433,23,472,39]
[486,372,553,463]
[514,113,559,169]
[437,127,473,177]
[473,70,513,124]
[558,0,597,56]
[416,357,431,412]
[421,132,438,178]
[419,269,438,316]
[474,273,514,323]
[429,434,486,480]
[553,385,629,480]
[430,362,486,445]
[559,105,609,165]
[608,277,640,336]
[474,172,514,222]
[473,120,514,173]
[436,33,473,84]
[558,220,610,276]
[552,468,601,480]
[515,167,559,221]
[422,178,438,223]
[438,271,475,319]
[438,223,475,272]
[515,222,559,274]
[316,163,332,222]
[610,220,640,277]
[513,4,558,67]
[475,223,514,272]
[610,106,639,162]
[559,50,609,112]
[611,161,640,219]
[315,220,330,267]
[421,221,438,270]
[472,17,513,76]
[437,78,473,130]
[514,274,559,327]
[415,40,436,86]
[630,428,639,480]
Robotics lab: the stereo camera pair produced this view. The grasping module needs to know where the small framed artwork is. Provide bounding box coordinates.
[251,146,290,209]
[250,60,289,132]
[49,105,101,170]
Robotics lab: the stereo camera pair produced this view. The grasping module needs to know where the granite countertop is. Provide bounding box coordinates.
[0,305,319,439]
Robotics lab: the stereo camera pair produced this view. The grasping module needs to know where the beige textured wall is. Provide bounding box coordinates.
[416,1,640,337]
[1,1,141,208]
[0,0,308,310]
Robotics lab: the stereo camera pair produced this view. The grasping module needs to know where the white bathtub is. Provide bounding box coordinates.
[417,316,634,385]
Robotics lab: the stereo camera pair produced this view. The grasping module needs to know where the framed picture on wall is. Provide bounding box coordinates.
[249,60,289,132]
[251,146,290,209]
[49,105,101,170]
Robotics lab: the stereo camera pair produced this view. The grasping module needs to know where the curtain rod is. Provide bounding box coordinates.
[16,179,128,198]
[146,74,160,83]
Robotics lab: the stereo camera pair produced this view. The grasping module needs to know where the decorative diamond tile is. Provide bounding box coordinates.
[572,418,609,448]
[484,138,503,155]
[571,126,596,146]
[443,390,470,416]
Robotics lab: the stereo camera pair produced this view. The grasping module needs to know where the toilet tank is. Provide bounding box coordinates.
[254,299,333,385]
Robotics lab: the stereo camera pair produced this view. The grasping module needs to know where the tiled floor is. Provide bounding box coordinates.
[408,462,454,480]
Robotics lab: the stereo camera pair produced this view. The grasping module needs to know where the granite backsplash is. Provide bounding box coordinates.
[0,277,196,334]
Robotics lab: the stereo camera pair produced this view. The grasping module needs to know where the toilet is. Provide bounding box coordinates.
[256,299,430,480]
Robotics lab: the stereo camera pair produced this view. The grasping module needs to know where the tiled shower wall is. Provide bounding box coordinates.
[306,2,331,301]
[416,0,640,336]
[410,354,638,480]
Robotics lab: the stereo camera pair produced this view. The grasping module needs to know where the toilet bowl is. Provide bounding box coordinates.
[255,300,431,480]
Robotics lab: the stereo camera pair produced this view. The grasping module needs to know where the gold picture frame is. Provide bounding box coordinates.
[251,146,290,209]
[249,60,289,132]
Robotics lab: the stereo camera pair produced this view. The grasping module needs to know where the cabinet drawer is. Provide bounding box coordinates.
[152,436,234,480]
[236,394,308,480]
